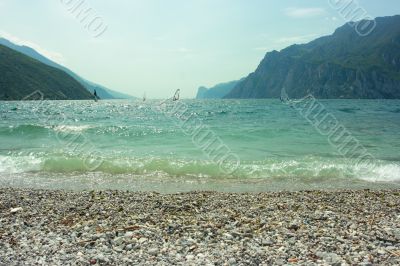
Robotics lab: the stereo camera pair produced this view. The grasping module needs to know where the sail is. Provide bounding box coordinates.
[280,87,289,102]
[173,89,180,101]
[94,89,99,102]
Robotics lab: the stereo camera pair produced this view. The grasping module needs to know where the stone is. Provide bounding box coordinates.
[10,207,23,213]
[148,248,158,256]
[228,257,236,265]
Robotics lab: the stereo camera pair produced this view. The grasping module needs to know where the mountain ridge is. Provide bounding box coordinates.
[0,38,135,100]
[196,79,243,99]
[0,44,93,100]
[225,15,400,99]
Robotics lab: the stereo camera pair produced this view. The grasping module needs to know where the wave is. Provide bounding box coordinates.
[52,125,93,133]
[0,124,50,135]
[1,154,399,183]
[338,107,360,113]
[0,124,171,138]
[0,124,92,136]
[0,124,106,141]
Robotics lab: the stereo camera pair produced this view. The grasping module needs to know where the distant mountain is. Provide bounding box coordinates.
[0,38,135,99]
[225,15,400,99]
[196,79,243,99]
[0,44,92,100]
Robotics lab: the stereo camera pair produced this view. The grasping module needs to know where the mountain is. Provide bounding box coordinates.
[0,44,93,100]
[196,79,243,99]
[225,15,400,99]
[0,38,135,99]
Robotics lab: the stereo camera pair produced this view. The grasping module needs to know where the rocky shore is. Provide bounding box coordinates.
[0,188,399,265]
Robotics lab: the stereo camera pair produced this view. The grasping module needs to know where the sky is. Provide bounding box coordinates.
[1,0,400,98]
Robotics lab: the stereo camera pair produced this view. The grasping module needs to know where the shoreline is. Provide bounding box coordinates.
[2,172,400,193]
[1,188,399,265]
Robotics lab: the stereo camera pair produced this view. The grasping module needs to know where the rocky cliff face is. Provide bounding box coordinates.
[226,15,400,99]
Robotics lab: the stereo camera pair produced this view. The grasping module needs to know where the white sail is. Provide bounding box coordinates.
[280,87,289,102]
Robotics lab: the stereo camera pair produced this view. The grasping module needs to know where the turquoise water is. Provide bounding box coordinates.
[0,99,399,192]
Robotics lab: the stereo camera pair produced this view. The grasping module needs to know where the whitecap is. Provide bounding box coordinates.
[52,125,93,133]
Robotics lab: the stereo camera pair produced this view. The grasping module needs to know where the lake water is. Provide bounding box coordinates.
[1,99,399,192]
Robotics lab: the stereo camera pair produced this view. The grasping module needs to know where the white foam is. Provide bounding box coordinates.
[357,163,400,183]
[0,155,42,174]
[52,125,92,133]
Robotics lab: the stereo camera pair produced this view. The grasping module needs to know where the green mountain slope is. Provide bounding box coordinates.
[225,15,400,99]
[0,38,135,99]
[0,44,93,100]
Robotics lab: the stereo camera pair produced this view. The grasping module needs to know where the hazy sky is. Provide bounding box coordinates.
[1,0,400,98]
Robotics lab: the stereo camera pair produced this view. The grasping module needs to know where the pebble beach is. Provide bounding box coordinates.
[0,188,399,265]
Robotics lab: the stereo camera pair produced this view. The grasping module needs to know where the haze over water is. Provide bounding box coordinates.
[1,99,399,192]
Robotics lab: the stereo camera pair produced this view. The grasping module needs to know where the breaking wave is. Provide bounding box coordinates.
[1,153,399,183]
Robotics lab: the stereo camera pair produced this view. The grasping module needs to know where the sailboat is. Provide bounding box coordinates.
[143,93,146,102]
[280,87,305,105]
[94,89,99,102]
[172,89,180,101]
[280,87,289,103]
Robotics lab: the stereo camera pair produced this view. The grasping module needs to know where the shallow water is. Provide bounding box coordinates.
[0,99,399,192]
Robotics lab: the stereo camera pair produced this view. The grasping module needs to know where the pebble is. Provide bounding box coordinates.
[0,188,399,265]
[223,233,234,240]
[124,232,134,238]
[139,237,147,244]
[148,248,158,256]
[10,207,23,213]
[113,237,124,246]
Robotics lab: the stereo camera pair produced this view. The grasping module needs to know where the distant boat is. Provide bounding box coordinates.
[280,87,305,105]
[143,93,146,102]
[172,89,180,101]
[280,87,289,103]
[94,89,99,102]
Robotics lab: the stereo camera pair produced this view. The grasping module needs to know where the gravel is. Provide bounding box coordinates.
[0,188,399,265]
